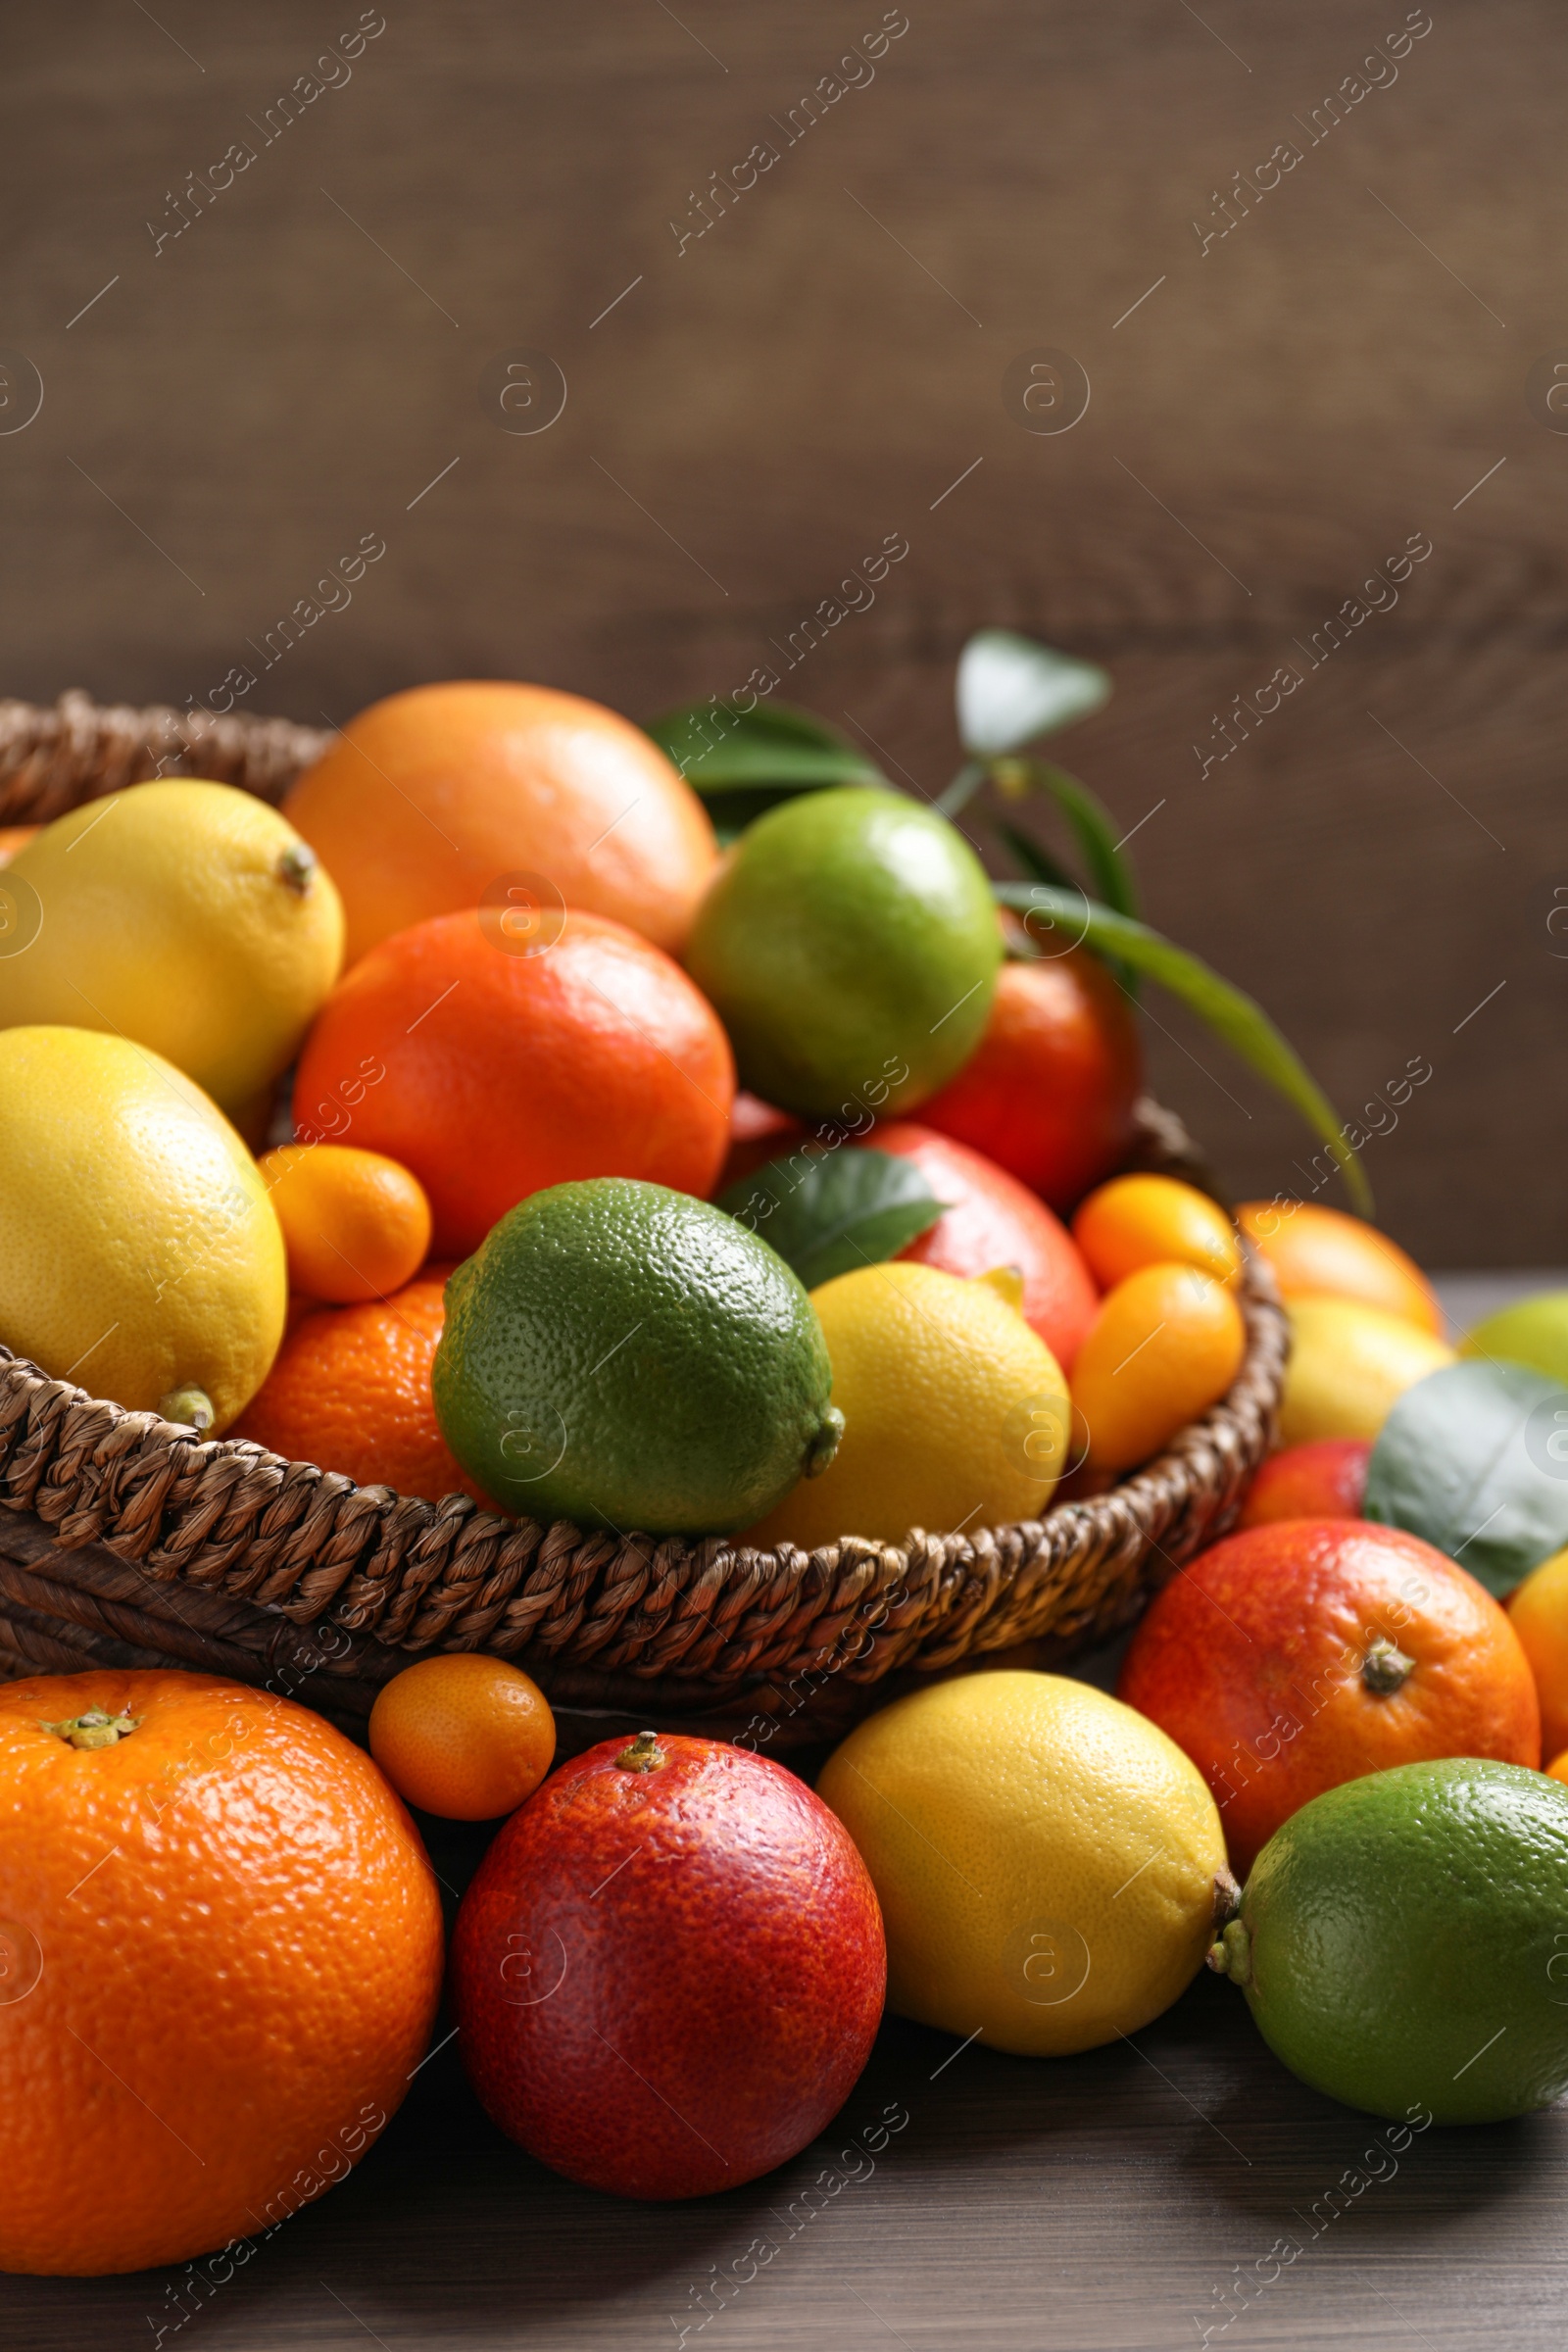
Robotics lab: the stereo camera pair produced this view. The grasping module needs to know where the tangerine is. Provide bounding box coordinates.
[1505,1544,1568,1763]
[919,936,1144,1211]
[231,1271,497,1506]
[282,681,718,966]
[368,1655,557,1820]
[1069,1262,1247,1472]
[1118,1520,1541,1874]
[258,1143,432,1303]
[0,1669,442,2275]
[293,907,734,1258]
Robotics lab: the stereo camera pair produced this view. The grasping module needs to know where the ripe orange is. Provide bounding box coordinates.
[1505,1544,1568,1762]
[1072,1173,1241,1291]
[258,1142,432,1303]
[282,681,719,967]
[1070,1262,1247,1471]
[368,1655,557,1820]
[0,1669,442,2275]
[1118,1521,1542,1873]
[293,907,734,1257]
[919,938,1144,1211]
[1236,1200,1443,1335]
[231,1271,497,1506]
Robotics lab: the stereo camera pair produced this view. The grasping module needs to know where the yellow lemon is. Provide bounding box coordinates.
[747,1261,1068,1549]
[1279,1296,1453,1446]
[0,1027,286,1432]
[0,780,344,1118]
[817,1671,1229,2055]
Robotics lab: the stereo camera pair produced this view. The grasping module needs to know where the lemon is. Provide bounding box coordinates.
[0,780,344,1118]
[817,1671,1230,2055]
[0,1027,286,1432]
[745,1261,1068,1550]
[1279,1296,1454,1446]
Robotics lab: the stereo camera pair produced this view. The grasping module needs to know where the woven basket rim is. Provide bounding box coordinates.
[0,690,1289,1708]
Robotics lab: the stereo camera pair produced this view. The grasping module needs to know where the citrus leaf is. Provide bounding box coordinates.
[956,629,1111,759]
[1363,1359,1568,1596]
[717,1147,945,1293]
[998,822,1138,999]
[1006,761,1138,919]
[992,882,1373,1215]
[646,700,885,793]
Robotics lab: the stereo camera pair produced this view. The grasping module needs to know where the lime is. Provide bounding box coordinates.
[1209,1759,1568,2123]
[817,1672,1231,2056]
[684,787,1001,1120]
[1463,1291,1568,1387]
[431,1178,842,1535]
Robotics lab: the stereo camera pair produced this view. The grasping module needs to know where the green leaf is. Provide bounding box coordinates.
[997,822,1138,998]
[992,882,1373,1215]
[646,699,885,793]
[956,629,1111,759]
[1363,1359,1568,1595]
[1007,761,1138,919]
[717,1147,946,1293]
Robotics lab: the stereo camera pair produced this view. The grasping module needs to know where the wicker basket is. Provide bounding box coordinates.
[0,692,1289,1756]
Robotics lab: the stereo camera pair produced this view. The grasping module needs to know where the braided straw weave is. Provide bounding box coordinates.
[0,693,1289,1751]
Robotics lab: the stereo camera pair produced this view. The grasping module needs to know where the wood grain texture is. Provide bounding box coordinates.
[0,0,1560,1261]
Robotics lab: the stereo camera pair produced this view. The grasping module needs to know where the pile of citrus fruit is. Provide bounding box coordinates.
[4,656,1568,2278]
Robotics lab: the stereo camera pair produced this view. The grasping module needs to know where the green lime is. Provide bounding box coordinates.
[1462,1291,1568,1387]
[1209,1759,1568,2124]
[684,787,1001,1120]
[431,1178,843,1536]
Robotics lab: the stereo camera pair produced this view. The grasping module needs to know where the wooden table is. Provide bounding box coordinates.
[8,1274,1564,2351]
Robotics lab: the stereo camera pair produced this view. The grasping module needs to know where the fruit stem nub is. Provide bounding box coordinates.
[805,1407,845,1480]
[1205,1917,1252,1985]
[1361,1638,1415,1696]
[41,1709,139,1749]
[275,841,318,895]
[615,1730,666,1772]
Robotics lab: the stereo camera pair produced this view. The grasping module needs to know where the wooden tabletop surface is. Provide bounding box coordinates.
[8,1273,1564,2352]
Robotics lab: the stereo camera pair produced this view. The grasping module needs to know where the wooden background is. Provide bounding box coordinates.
[1,0,1562,1263]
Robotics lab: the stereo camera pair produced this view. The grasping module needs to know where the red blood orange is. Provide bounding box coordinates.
[1118,1520,1541,1874]
[868,1121,1098,1370]
[1238,1439,1371,1529]
[451,1730,885,2199]
[292,908,734,1257]
[919,941,1144,1211]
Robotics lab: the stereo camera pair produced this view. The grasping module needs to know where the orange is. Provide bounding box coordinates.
[0,1669,442,2275]
[1506,1544,1568,1762]
[1547,1750,1568,1787]
[1237,1200,1442,1336]
[1119,1520,1541,1873]
[1070,1261,1247,1472]
[292,906,734,1257]
[231,1271,498,1506]
[1072,1172,1242,1291]
[282,680,719,967]
[368,1654,556,1820]
[258,1142,432,1303]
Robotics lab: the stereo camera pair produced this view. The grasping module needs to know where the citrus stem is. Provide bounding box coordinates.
[805,1408,845,1480]
[615,1730,666,1772]
[41,1709,139,1749]
[158,1386,215,1433]
[1361,1638,1415,1696]
[275,841,318,895]
[1205,1917,1252,1985]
